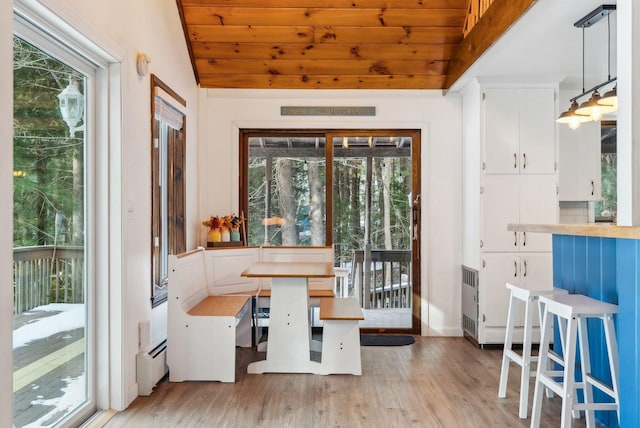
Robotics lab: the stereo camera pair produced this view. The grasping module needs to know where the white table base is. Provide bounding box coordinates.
[248,277,322,374]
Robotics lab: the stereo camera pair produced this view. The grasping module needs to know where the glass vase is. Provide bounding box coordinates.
[230,228,241,242]
[221,228,230,242]
[208,228,221,243]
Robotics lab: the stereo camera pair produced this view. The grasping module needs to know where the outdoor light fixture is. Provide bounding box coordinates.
[557,4,617,129]
[57,77,85,137]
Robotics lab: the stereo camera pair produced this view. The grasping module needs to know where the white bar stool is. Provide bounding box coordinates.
[498,283,568,419]
[531,293,620,428]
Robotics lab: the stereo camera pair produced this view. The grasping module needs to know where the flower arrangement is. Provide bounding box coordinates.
[202,215,221,231]
[203,214,243,243]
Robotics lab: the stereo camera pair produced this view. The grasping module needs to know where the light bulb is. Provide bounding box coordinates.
[590,106,603,121]
[569,117,582,130]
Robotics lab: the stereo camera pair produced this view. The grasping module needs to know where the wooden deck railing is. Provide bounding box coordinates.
[463,0,495,37]
[348,250,412,310]
[13,246,84,314]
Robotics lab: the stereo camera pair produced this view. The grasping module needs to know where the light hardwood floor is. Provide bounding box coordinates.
[105,337,588,427]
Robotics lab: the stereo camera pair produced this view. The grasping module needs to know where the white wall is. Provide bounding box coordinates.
[197,89,463,336]
[461,80,481,270]
[2,0,199,412]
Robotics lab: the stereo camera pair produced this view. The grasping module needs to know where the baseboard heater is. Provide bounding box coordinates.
[461,265,479,343]
[136,340,168,396]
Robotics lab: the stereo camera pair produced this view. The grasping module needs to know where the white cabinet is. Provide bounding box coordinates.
[481,175,557,253]
[558,121,601,201]
[483,88,556,175]
[479,253,553,344]
[462,82,558,346]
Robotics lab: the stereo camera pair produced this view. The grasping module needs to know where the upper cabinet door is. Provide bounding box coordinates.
[483,88,556,175]
[483,89,520,174]
[558,120,601,201]
[518,88,556,174]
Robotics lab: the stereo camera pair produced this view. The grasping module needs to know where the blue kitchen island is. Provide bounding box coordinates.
[508,223,640,428]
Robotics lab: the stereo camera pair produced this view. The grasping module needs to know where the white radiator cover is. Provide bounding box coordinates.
[136,341,168,396]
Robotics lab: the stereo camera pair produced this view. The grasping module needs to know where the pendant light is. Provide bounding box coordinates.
[556,27,591,129]
[597,12,618,110]
[575,11,617,120]
[558,5,617,129]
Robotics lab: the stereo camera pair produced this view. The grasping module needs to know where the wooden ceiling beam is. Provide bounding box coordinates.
[190,42,457,61]
[182,7,466,27]
[443,0,537,89]
[198,74,447,89]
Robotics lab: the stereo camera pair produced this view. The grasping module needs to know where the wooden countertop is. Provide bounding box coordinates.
[241,261,335,278]
[507,223,640,239]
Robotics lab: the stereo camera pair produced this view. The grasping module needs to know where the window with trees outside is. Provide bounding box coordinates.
[595,121,616,222]
[13,29,91,427]
[151,75,186,307]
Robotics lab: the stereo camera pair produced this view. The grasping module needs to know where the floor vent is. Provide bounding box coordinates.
[462,265,479,341]
[136,340,168,396]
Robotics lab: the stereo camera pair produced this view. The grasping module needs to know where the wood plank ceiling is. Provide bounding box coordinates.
[176,0,535,90]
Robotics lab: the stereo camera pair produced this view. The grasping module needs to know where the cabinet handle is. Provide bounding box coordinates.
[514,153,517,169]
[591,180,595,196]
[480,240,484,248]
[514,260,518,277]
[523,259,527,277]
[522,153,527,169]
[514,231,518,247]
[523,232,526,246]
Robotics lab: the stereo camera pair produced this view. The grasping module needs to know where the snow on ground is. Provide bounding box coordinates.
[13,304,86,428]
[13,303,85,349]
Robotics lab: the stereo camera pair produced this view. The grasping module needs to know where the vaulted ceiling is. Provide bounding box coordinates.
[176,0,536,90]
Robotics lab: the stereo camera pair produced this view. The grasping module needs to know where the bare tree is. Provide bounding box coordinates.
[307,160,324,245]
[276,158,297,245]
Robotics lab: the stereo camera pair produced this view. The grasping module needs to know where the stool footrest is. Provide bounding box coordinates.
[573,403,618,412]
[504,349,524,366]
[547,349,564,366]
[585,374,616,399]
[538,374,564,396]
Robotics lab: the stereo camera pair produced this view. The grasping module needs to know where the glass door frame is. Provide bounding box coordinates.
[240,129,421,334]
[13,11,98,427]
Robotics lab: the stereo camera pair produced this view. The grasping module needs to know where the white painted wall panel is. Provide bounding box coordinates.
[198,89,463,336]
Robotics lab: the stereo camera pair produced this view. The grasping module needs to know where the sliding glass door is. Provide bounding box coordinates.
[241,129,421,334]
[13,17,95,427]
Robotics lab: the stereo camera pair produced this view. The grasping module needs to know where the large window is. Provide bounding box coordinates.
[243,132,327,246]
[151,75,186,306]
[595,120,617,222]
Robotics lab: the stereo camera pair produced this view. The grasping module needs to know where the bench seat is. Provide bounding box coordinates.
[319,297,363,375]
[167,251,252,383]
[320,297,365,321]
[188,295,250,317]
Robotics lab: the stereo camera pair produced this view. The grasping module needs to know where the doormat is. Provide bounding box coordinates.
[360,334,415,346]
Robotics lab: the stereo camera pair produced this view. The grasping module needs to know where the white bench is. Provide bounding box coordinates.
[167,249,253,382]
[319,297,364,375]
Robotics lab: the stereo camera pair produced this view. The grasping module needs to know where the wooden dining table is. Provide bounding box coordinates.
[241,261,335,374]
